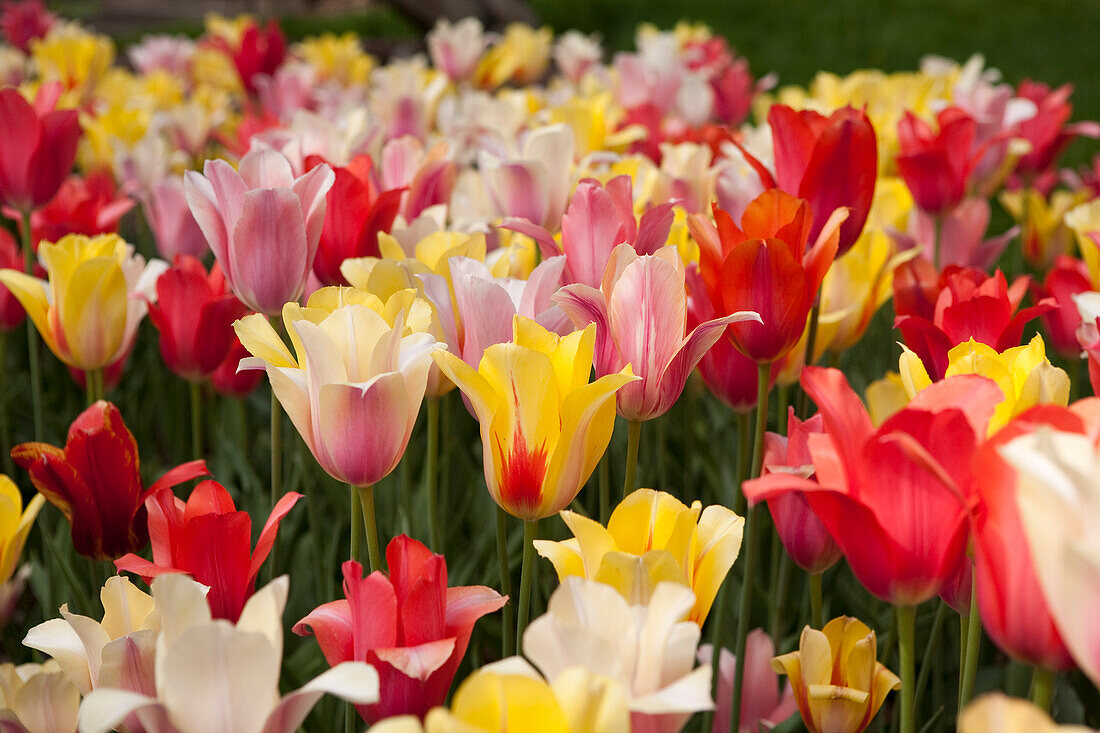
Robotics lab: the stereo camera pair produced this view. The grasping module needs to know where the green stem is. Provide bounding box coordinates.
[897,605,916,733]
[913,600,949,714]
[769,549,793,644]
[496,507,515,657]
[425,397,441,551]
[189,381,203,461]
[20,209,42,440]
[516,518,539,649]
[702,579,728,733]
[959,579,981,710]
[598,454,610,524]
[349,484,361,563]
[84,369,103,405]
[733,412,752,512]
[623,419,642,500]
[358,483,381,573]
[933,214,943,272]
[795,303,821,418]
[729,361,772,731]
[809,571,824,629]
[268,384,282,577]
[1029,666,1055,712]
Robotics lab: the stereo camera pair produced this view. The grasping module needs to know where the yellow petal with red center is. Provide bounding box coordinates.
[449,671,569,733]
[59,256,127,369]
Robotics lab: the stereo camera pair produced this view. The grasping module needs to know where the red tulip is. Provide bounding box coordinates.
[896,107,982,215]
[307,153,405,286]
[115,480,301,621]
[698,190,847,363]
[0,82,80,214]
[746,409,842,575]
[208,18,286,95]
[737,105,877,254]
[969,404,1091,670]
[1014,80,1100,182]
[10,401,208,561]
[0,0,54,53]
[0,227,25,331]
[893,264,1055,380]
[210,336,264,398]
[743,367,1002,605]
[1037,256,1093,359]
[294,536,506,724]
[27,171,134,247]
[147,255,251,382]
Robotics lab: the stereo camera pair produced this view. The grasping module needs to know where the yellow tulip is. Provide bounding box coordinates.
[895,334,1069,434]
[534,488,743,624]
[772,616,900,733]
[79,103,151,172]
[474,24,553,89]
[30,23,114,105]
[1001,188,1089,271]
[0,475,44,587]
[959,693,1094,733]
[1064,199,1100,288]
[546,93,645,158]
[0,233,165,371]
[433,317,636,520]
[294,32,375,86]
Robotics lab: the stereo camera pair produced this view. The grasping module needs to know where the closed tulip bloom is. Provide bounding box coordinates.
[236,287,440,487]
[10,401,207,560]
[147,255,250,383]
[434,317,636,520]
[184,149,334,316]
[0,474,44,586]
[140,176,209,260]
[772,617,900,733]
[115,479,301,622]
[1013,80,1100,181]
[535,488,743,624]
[895,107,982,215]
[698,190,847,363]
[0,233,166,371]
[555,244,760,421]
[0,82,79,213]
[294,536,506,724]
[1001,428,1100,686]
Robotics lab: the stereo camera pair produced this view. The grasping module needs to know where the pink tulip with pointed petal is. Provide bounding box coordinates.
[482,124,574,232]
[555,243,760,422]
[183,149,334,316]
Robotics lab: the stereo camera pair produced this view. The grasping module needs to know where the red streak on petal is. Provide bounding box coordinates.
[496,424,548,516]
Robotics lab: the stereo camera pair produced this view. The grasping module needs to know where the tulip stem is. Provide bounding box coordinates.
[269,384,282,576]
[809,571,824,629]
[913,600,949,713]
[622,419,642,500]
[516,518,539,650]
[0,333,10,476]
[729,361,772,732]
[1029,666,1055,712]
[19,209,43,441]
[84,369,103,405]
[958,579,981,711]
[769,547,792,644]
[897,604,916,733]
[358,483,381,573]
[598,454,610,524]
[496,507,515,657]
[349,484,361,563]
[425,396,441,551]
[189,381,203,460]
[795,303,822,418]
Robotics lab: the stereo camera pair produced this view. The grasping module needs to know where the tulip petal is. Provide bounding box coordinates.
[261,662,380,733]
[293,599,353,668]
[229,188,309,315]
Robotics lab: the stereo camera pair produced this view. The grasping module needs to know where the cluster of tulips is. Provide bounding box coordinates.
[2,1,1100,731]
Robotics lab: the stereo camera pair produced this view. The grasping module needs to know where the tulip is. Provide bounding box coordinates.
[29,24,113,105]
[1000,428,1100,687]
[0,0,55,52]
[1064,198,1100,288]
[127,34,195,76]
[1035,256,1093,359]
[427,17,490,82]
[78,574,378,733]
[115,479,301,622]
[147,255,250,383]
[696,190,847,363]
[0,473,43,585]
[294,536,506,724]
[744,367,1001,605]
[1013,80,1100,183]
[958,693,1093,733]
[140,176,209,260]
[0,233,167,371]
[434,316,635,520]
[895,107,982,215]
[0,82,79,215]
[894,196,1017,270]
[893,264,1054,380]
[0,227,25,331]
[235,287,440,489]
[772,617,900,733]
[697,631,798,733]
[522,577,714,733]
[0,661,79,733]
[737,105,877,254]
[481,124,574,233]
[294,32,373,86]
[26,171,134,248]
[535,488,742,624]
[11,401,208,561]
[555,243,760,422]
[24,575,159,695]
[553,30,602,85]
[309,153,404,286]
[183,148,334,315]
[896,335,1070,435]
[207,16,286,94]
[474,23,553,89]
[999,188,1086,271]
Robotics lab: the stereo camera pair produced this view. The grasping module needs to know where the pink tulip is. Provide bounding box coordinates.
[893,197,1017,270]
[183,149,334,315]
[698,630,798,733]
[555,243,759,422]
[140,176,208,260]
[482,124,574,232]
